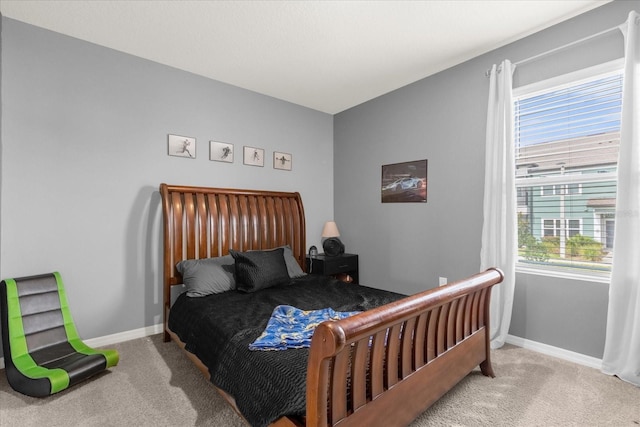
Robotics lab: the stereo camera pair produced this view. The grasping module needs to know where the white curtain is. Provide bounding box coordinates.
[602,10,640,387]
[481,60,517,349]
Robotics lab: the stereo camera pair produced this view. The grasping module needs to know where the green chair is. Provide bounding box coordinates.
[0,272,118,397]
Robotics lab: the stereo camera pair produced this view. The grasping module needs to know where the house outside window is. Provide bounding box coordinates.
[514,61,622,279]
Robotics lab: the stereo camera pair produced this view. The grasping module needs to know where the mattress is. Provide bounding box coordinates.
[168,274,405,426]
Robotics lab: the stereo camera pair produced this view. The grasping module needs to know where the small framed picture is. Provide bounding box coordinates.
[243,146,264,167]
[273,152,292,171]
[210,141,234,163]
[168,134,196,159]
[381,159,428,203]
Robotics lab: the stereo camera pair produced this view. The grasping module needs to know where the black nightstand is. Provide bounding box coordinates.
[306,253,359,284]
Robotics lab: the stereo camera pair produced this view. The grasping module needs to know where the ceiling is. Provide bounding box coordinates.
[0,0,611,114]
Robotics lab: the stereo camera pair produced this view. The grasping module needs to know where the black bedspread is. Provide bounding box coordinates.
[168,274,406,427]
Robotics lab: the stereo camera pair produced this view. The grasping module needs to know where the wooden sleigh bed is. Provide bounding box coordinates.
[160,183,504,427]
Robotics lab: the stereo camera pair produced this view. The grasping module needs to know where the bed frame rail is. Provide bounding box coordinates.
[306,268,503,427]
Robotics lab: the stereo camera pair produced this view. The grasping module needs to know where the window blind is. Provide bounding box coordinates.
[514,72,622,275]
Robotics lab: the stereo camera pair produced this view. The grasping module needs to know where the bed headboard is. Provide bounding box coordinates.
[159,183,306,338]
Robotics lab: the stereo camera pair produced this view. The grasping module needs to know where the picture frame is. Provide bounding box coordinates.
[210,141,234,163]
[243,146,264,167]
[381,159,428,203]
[168,134,196,159]
[273,151,292,171]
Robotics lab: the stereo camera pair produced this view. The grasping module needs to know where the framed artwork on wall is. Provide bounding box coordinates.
[381,159,428,203]
[210,141,234,163]
[168,134,196,159]
[243,146,264,167]
[273,152,292,171]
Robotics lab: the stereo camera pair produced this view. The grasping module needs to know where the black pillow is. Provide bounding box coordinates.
[229,248,291,293]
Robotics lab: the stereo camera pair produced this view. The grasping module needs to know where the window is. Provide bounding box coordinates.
[541,184,582,196]
[514,62,622,278]
[542,219,581,237]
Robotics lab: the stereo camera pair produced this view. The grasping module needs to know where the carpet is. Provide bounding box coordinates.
[1,335,638,426]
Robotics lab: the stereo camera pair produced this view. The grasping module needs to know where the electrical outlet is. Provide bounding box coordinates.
[439,277,448,286]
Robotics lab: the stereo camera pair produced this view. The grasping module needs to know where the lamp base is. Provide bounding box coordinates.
[322,237,345,256]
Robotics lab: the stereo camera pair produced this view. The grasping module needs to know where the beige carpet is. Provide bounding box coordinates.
[0,334,638,426]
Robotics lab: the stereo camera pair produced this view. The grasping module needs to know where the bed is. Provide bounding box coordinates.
[160,183,504,427]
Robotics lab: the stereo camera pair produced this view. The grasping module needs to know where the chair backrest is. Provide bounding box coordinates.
[1,272,118,396]
[1,272,78,363]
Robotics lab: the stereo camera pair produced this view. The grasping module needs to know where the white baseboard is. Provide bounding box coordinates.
[505,334,603,370]
[84,323,164,348]
[0,323,163,370]
[0,328,603,373]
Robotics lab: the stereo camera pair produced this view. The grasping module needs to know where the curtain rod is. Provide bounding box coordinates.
[485,23,622,77]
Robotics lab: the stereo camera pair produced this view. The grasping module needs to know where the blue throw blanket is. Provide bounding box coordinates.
[249,305,361,351]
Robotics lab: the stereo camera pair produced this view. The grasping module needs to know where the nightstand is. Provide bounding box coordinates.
[306,253,359,284]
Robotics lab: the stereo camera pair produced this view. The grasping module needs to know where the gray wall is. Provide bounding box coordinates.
[0,18,334,345]
[2,1,638,362]
[334,0,639,359]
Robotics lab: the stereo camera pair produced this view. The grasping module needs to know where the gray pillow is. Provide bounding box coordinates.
[176,255,235,297]
[230,248,291,293]
[278,245,307,278]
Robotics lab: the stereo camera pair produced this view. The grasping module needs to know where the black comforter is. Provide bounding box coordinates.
[168,274,406,427]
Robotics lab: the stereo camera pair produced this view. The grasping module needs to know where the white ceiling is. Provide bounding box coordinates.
[0,0,611,114]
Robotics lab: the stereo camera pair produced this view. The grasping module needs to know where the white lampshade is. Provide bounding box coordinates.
[321,221,340,238]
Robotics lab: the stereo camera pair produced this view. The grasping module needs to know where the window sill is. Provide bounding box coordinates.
[516,264,611,284]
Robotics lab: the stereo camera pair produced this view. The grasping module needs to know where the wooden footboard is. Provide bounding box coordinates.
[306,268,503,427]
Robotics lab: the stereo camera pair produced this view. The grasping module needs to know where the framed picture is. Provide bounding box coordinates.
[168,134,196,159]
[381,159,428,203]
[243,146,264,167]
[273,151,292,171]
[210,141,234,163]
